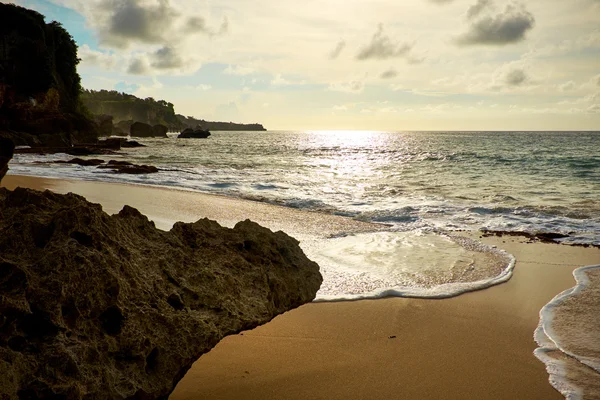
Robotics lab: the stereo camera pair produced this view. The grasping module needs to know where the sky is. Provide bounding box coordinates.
[13,0,600,130]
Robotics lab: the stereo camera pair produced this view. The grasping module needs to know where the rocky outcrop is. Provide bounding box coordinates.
[0,137,14,183]
[178,127,211,139]
[0,187,322,399]
[0,4,98,147]
[130,122,153,138]
[97,160,159,174]
[95,115,114,137]
[176,115,266,131]
[152,124,168,138]
[130,122,167,138]
[115,120,133,135]
[55,158,104,166]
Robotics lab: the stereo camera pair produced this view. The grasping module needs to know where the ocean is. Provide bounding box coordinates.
[8,130,600,395]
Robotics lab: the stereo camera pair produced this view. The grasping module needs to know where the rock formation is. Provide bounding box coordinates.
[178,127,211,139]
[152,124,168,138]
[0,137,14,182]
[95,115,114,137]
[130,122,167,138]
[129,122,153,138]
[0,4,98,147]
[0,187,322,399]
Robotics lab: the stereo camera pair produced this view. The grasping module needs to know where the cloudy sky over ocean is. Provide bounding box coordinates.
[14,0,600,130]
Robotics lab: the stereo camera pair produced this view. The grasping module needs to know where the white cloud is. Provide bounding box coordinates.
[328,80,365,93]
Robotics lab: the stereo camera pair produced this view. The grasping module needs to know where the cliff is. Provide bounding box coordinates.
[0,3,97,147]
[81,90,184,132]
[176,114,267,132]
[0,185,322,399]
[80,90,267,133]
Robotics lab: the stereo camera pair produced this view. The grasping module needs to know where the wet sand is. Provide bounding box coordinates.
[4,174,599,399]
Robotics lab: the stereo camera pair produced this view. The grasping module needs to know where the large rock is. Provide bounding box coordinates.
[152,124,168,138]
[0,187,322,399]
[95,115,114,137]
[115,120,133,135]
[177,127,211,139]
[129,121,154,138]
[0,137,15,183]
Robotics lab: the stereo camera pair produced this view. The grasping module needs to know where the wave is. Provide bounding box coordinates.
[304,231,516,301]
[534,265,600,399]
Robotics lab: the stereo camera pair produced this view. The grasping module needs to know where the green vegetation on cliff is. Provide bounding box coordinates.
[81,90,267,132]
[0,3,82,112]
[81,89,183,130]
[0,3,97,146]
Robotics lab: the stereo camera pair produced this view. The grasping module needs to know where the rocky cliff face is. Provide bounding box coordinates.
[0,137,14,182]
[0,4,98,147]
[0,187,322,399]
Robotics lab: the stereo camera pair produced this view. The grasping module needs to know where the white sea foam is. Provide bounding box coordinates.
[535,265,600,399]
[301,230,515,301]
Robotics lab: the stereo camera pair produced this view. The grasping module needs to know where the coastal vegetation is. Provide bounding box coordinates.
[0,3,96,146]
[81,90,267,132]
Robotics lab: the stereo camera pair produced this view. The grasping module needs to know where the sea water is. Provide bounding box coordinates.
[8,130,600,395]
[535,265,600,399]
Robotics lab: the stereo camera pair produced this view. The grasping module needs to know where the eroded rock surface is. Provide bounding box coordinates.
[0,187,322,399]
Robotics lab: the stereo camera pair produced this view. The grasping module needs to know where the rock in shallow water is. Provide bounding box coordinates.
[0,187,322,399]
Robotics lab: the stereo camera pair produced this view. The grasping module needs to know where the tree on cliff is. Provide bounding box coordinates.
[0,3,82,112]
[0,3,96,146]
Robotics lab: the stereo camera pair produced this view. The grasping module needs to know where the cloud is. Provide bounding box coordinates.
[329,40,346,59]
[195,84,212,91]
[151,46,184,69]
[380,69,398,79]
[332,105,348,111]
[356,24,413,60]
[224,65,256,76]
[127,57,151,75]
[558,81,576,92]
[429,0,455,4]
[78,44,118,69]
[114,81,140,93]
[328,80,365,93]
[102,0,179,47]
[271,74,292,86]
[456,2,535,46]
[504,68,528,86]
[466,0,492,19]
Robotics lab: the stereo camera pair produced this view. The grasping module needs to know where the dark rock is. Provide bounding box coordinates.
[14,146,117,156]
[121,140,145,148]
[97,161,158,174]
[94,115,114,137]
[113,164,158,174]
[0,187,322,399]
[115,120,133,134]
[178,127,211,139]
[130,121,154,138]
[96,138,122,150]
[112,125,128,136]
[0,4,99,147]
[54,158,104,166]
[107,160,133,166]
[0,137,15,183]
[152,124,168,138]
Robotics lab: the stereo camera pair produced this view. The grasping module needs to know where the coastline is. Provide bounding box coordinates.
[3,174,599,399]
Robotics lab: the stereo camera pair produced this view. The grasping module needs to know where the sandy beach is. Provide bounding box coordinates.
[3,174,599,399]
